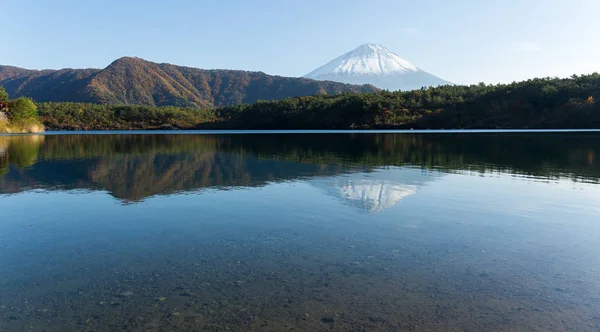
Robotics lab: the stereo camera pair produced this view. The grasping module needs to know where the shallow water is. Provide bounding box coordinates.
[1,132,599,331]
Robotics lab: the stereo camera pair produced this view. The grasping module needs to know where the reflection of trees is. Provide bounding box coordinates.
[0,133,598,201]
[0,136,44,175]
[87,152,345,201]
[0,141,7,177]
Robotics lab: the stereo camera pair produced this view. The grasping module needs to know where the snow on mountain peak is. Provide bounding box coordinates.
[305,44,418,78]
[304,44,452,91]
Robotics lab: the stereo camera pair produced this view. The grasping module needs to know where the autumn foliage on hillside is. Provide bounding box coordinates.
[0,57,378,108]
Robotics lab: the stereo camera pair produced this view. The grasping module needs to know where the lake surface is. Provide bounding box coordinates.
[1,132,599,331]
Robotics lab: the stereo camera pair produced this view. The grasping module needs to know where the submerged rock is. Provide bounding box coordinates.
[116,291,134,297]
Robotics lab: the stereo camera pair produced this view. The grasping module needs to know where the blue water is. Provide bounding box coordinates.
[0,132,599,331]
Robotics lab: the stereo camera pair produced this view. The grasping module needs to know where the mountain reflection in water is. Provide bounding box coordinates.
[1,132,598,201]
[310,169,440,213]
[1,132,600,331]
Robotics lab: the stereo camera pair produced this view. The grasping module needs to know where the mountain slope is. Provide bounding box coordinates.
[0,58,378,108]
[0,65,38,81]
[0,67,100,103]
[304,44,451,91]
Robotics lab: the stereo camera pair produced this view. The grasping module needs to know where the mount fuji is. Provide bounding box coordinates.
[304,44,452,91]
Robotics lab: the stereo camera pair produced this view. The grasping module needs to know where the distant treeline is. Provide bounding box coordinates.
[38,104,217,130]
[35,73,600,130]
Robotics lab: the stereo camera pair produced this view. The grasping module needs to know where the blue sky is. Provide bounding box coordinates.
[4,0,599,85]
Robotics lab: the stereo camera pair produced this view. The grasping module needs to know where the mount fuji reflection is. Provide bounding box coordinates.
[310,168,441,213]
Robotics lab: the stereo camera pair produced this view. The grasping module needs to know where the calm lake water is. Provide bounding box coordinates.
[1,132,599,331]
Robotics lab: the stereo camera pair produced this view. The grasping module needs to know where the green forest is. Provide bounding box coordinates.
[4,73,600,130]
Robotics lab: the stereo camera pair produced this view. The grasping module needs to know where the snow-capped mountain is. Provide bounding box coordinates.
[304,44,451,91]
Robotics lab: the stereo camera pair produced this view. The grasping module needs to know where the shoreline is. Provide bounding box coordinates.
[2,128,600,136]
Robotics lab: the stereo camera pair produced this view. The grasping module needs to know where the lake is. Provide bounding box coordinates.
[1,132,599,331]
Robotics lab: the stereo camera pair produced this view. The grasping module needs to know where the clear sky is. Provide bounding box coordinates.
[4,0,599,85]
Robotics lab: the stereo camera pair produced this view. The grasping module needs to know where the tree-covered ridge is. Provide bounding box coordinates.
[38,103,216,130]
[32,73,600,130]
[0,57,378,108]
[213,73,600,129]
[0,65,36,81]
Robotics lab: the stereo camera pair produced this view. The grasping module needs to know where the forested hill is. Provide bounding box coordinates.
[213,73,600,129]
[0,57,378,108]
[34,73,600,130]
